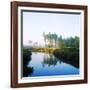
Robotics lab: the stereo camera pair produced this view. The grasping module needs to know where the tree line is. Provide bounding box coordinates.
[43,32,79,49]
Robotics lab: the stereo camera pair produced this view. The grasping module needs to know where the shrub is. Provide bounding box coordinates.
[23,48,32,66]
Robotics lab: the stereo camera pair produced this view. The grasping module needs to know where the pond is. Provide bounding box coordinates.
[26,52,79,77]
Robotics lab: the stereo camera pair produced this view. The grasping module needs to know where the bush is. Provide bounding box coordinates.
[23,48,32,66]
[23,48,33,77]
[23,67,34,77]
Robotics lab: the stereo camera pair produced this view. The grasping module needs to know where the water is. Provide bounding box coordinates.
[26,52,79,77]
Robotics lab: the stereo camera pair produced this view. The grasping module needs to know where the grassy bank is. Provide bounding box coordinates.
[23,47,56,53]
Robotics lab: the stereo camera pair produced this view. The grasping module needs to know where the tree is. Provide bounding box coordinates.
[43,32,47,47]
[74,36,79,48]
[58,35,64,49]
[52,33,57,48]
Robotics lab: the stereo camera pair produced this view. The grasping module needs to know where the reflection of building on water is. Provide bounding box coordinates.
[42,54,61,67]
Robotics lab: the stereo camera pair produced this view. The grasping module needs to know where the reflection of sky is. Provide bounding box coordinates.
[28,52,79,77]
[23,11,81,46]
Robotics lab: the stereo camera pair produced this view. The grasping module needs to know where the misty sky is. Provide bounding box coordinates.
[22,11,81,46]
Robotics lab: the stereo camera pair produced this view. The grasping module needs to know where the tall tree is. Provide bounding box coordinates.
[43,32,46,47]
[51,33,57,48]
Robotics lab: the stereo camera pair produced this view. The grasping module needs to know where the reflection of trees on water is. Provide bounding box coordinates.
[42,53,79,69]
[42,54,62,67]
[53,49,79,68]
[23,49,34,77]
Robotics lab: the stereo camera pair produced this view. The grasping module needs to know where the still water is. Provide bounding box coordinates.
[27,52,79,77]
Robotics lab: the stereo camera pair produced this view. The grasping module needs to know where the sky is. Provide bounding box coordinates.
[23,11,81,46]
